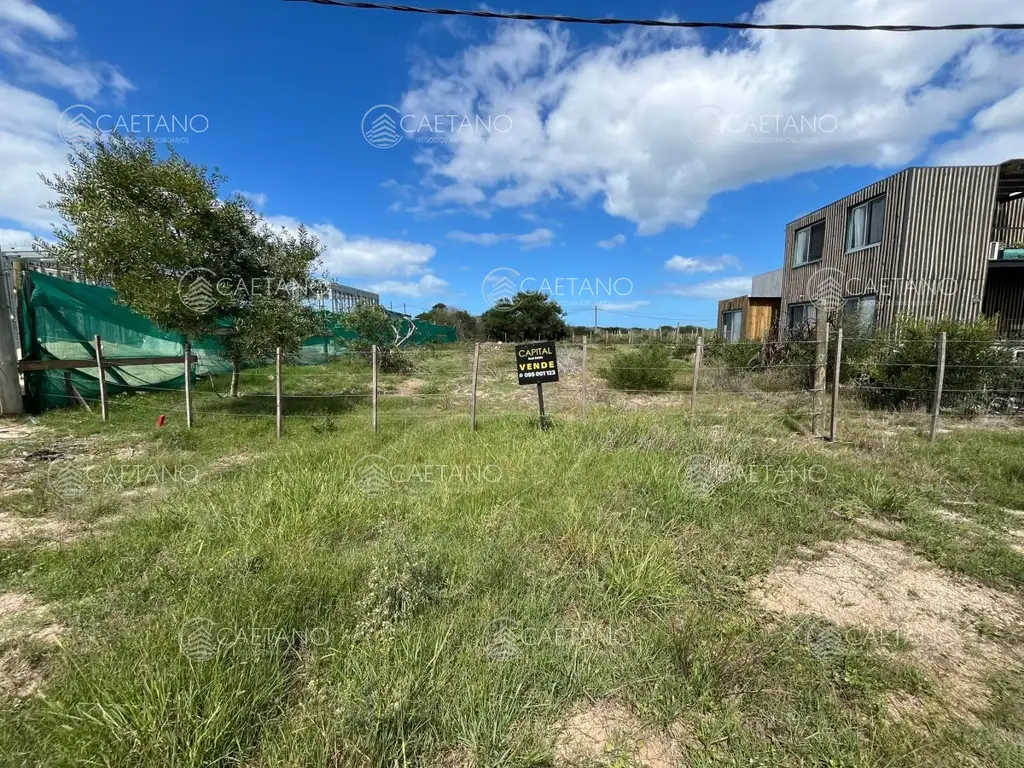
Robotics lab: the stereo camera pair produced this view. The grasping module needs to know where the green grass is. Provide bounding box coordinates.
[0,343,1022,766]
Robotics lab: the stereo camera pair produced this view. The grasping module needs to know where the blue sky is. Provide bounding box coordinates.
[2,0,1023,327]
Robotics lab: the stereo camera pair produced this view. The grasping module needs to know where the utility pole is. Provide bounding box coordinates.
[593,304,598,335]
[403,302,406,315]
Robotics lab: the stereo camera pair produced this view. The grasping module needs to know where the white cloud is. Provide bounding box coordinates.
[234,189,267,209]
[0,1,132,101]
[597,234,626,249]
[0,227,38,249]
[265,215,441,283]
[0,3,135,233]
[662,276,752,299]
[665,254,741,273]
[516,227,554,249]
[933,85,1024,165]
[446,226,554,249]
[369,274,449,298]
[0,81,73,231]
[0,0,69,40]
[398,0,1024,233]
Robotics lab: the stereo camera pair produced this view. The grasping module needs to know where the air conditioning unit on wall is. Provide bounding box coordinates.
[989,241,1001,261]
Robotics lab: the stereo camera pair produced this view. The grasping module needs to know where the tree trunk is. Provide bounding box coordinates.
[230,359,240,397]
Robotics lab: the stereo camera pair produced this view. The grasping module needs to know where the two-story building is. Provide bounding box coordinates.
[780,159,1024,335]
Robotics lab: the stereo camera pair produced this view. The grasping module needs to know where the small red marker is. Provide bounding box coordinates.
[156,415,167,427]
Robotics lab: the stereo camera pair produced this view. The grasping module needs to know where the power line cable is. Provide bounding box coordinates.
[283,1,1024,32]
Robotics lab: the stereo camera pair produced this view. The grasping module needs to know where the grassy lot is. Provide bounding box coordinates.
[1,343,1023,766]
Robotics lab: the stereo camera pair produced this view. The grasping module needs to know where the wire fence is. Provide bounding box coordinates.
[22,333,1024,444]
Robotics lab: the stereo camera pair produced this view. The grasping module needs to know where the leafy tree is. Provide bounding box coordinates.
[415,303,479,339]
[343,304,415,372]
[42,135,323,395]
[481,292,569,342]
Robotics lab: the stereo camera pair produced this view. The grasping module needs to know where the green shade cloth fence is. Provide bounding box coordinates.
[18,270,455,412]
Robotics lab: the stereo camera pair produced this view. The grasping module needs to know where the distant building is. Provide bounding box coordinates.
[320,281,379,313]
[780,159,1024,336]
[717,269,782,341]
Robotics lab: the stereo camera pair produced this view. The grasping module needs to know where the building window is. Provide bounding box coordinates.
[793,221,825,266]
[846,195,886,251]
[722,310,742,342]
[788,302,817,331]
[842,294,877,331]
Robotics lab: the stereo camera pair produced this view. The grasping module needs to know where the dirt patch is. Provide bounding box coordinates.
[750,538,1023,708]
[884,692,928,724]
[1,592,64,698]
[0,512,78,544]
[929,508,974,526]
[396,378,427,396]
[0,423,45,442]
[0,456,32,494]
[212,453,258,472]
[855,517,905,536]
[552,700,688,767]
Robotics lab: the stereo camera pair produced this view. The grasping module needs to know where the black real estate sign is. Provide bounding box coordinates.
[515,342,559,385]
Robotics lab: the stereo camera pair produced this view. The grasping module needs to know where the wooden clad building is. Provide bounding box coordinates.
[717,269,782,341]
[779,159,1024,336]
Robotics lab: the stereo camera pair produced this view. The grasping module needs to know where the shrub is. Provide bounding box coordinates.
[704,336,763,369]
[603,343,675,391]
[672,338,698,359]
[862,318,1022,411]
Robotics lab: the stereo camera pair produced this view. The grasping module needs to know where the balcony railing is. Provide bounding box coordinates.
[993,226,1024,246]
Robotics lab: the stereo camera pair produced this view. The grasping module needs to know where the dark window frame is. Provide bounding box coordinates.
[842,293,878,331]
[787,302,817,331]
[722,309,743,342]
[845,194,886,252]
[792,220,826,267]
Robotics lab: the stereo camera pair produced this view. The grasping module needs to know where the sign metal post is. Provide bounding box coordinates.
[515,341,559,431]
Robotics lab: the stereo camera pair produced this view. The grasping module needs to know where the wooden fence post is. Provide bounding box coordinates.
[371,344,378,433]
[582,336,588,417]
[691,334,703,413]
[830,328,843,442]
[930,331,947,442]
[94,334,108,422]
[183,337,194,429]
[811,321,829,435]
[470,342,480,431]
[275,347,283,440]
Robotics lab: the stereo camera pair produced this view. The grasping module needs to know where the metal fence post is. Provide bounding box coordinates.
[691,334,703,413]
[371,344,378,433]
[275,347,283,440]
[470,342,480,431]
[183,337,193,429]
[830,328,843,442]
[94,334,108,422]
[930,331,947,442]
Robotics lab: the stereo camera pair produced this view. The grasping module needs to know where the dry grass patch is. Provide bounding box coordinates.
[0,511,80,544]
[552,700,690,768]
[1,592,64,699]
[750,538,1024,710]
